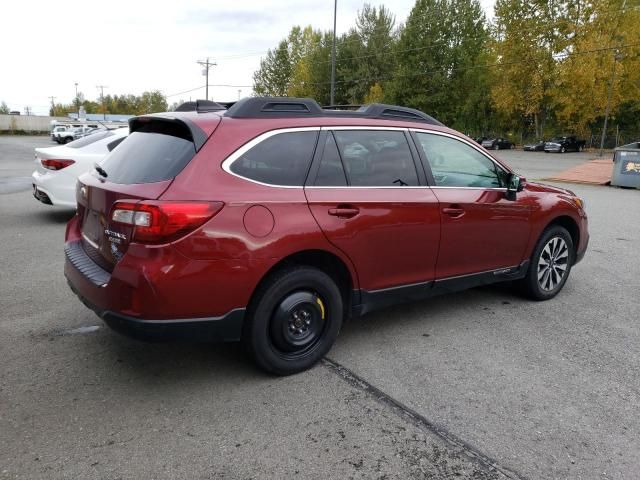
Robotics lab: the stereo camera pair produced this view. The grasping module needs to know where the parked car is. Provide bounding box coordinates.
[474,136,487,145]
[51,125,70,142]
[57,126,99,144]
[523,140,545,151]
[64,98,589,375]
[544,136,586,153]
[481,138,513,150]
[32,127,129,207]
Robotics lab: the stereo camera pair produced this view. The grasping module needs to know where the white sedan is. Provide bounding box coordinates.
[32,128,129,207]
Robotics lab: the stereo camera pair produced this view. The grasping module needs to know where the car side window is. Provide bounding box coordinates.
[415,133,507,188]
[230,131,318,186]
[332,130,419,187]
[315,134,347,186]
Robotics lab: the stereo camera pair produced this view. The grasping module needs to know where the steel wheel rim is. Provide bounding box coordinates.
[269,290,326,356]
[537,237,569,291]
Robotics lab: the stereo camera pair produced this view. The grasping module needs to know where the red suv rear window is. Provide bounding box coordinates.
[99,122,195,184]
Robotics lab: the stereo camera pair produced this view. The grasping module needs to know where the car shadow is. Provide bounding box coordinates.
[35,208,76,224]
[90,329,268,383]
[339,282,523,340]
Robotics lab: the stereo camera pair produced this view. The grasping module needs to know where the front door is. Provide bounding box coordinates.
[305,129,441,292]
[413,131,532,279]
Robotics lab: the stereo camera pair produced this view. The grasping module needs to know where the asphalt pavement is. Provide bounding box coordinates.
[1,137,639,479]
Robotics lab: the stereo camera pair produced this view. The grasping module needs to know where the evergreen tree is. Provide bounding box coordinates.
[387,0,490,131]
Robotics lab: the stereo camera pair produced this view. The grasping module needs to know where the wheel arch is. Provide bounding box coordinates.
[543,215,580,260]
[250,249,357,316]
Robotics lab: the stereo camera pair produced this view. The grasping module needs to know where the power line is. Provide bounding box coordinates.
[166,83,253,98]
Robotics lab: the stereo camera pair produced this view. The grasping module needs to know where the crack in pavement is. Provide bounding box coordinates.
[322,357,528,480]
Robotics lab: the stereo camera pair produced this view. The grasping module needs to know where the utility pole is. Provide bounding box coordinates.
[48,96,56,116]
[96,85,108,120]
[599,52,623,157]
[330,0,338,106]
[197,58,216,101]
[74,82,79,119]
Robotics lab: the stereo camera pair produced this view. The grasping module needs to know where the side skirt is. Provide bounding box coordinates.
[352,260,529,317]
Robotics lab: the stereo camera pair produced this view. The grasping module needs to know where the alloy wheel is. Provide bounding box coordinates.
[537,237,569,291]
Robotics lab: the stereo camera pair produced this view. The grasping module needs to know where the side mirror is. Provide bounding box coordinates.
[506,174,524,200]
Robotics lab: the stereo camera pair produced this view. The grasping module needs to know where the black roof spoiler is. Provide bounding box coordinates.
[129,114,209,152]
[224,97,444,126]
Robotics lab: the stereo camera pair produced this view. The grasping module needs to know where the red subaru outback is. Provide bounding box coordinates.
[65,97,588,375]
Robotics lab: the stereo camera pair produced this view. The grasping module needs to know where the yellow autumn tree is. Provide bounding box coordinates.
[552,0,640,135]
[364,83,384,104]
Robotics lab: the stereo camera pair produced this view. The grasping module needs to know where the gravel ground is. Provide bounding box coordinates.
[1,136,638,479]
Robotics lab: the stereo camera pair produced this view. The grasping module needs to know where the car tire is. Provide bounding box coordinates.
[64,137,73,144]
[242,266,344,375]
[494,144,500,150]
[517,225,575,301]
[560,146,566,153]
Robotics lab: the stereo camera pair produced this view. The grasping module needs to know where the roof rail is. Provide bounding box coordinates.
[174,100,226,113]
[356,103,443,125]
[323,104,362,111]
[224,97,443,126]
[225,97,324,118]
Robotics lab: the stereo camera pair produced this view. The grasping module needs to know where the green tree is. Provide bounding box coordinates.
[388,0,490,131]
[336,4,398,104]
[0,101,9,114]
[253,40,292,96]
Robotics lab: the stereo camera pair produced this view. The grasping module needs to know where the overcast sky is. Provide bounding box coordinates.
[1,0,495,115]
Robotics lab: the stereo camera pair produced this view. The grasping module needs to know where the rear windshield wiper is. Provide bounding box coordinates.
[94,163,108,178]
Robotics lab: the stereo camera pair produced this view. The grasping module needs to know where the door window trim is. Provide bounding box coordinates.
[221,125,513,190]
[306,126,426,189]
[410,128,511,190]
[221,127,321,189]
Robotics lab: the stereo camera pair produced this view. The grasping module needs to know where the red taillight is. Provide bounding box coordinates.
[41,159,75,170]
[110,201,224,244]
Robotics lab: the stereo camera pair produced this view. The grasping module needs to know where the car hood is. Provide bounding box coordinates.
[525,181,575,196]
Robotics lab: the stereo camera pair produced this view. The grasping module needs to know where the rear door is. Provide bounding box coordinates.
[412,130,532,279]
[76,118,208,272]
[305,128,441,291]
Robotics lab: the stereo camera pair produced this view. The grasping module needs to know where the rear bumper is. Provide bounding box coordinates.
[31,170,77,207]
[64,234,246,343]
[67,277,244,342]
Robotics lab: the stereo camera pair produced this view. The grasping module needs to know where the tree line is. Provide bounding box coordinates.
[47,90,168,117]
[253,0,640,142]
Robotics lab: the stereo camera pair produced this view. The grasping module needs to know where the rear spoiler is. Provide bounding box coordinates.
[128,114,209,152]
